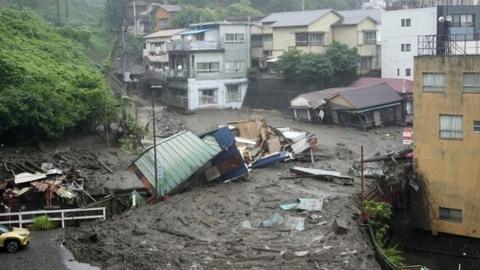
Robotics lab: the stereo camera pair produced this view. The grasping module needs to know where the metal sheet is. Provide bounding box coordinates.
[132,131,221,197]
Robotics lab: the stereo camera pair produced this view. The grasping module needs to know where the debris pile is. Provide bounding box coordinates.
[0,163,94,212]
[359,148,413,202]
[130,116,319,200]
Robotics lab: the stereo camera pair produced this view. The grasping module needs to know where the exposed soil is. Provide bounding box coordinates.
[63,109,404,270]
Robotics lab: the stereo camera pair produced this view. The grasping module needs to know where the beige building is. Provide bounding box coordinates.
[412,54,480,238]
[251,9,381,74]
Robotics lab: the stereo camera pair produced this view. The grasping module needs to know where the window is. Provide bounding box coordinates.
[308,33,324,45]
[363,31,376,44]
[439,207,462,223]
[439,115,463,140]
[474,121,480,133]
[405,68,411,77]
[158,18,169,29]
[263,50,273,56]
[360,57,372,71]
[226,84,242,103]
[397,68,400,77]
[295,32,308,46]
[463,73,480,93]
[401,18,411,27]
[225,61,245,73]
[251,35,263,47]
[263,34,273,42]
[451,14,474,27]
[422,73,445,92]
[225,33,245,44]
[401,43,411,52]
[199,89,218,105]
[196,62,220,74]
[295,32,324,46]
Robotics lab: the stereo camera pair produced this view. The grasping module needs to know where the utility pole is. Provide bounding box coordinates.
[133,1,137,36]
[65,0,69,23]
[302,0,305,11]
[56,0,61,26]
[152,88,158,202]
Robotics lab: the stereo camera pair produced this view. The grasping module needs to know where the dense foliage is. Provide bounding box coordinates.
[0,9,116,142]
[170,0,360,27]
[274,42,360,85]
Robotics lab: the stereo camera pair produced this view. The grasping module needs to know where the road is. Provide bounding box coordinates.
[0,230,99,270]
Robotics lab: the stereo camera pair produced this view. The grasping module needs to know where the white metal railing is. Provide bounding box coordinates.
[0,207,106,228]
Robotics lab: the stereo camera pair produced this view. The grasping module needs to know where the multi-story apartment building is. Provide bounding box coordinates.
[381,0,480,79]
[251,9,381,74]
[150,22,250,111]
[412,48,480,238]
[143,28,185,71]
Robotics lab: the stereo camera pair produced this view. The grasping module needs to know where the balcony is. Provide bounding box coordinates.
[418,34,480,56]
[386,0,477,10]
[166,40,222,52]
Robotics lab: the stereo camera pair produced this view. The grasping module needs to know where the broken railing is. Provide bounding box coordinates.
[0,207,106,228]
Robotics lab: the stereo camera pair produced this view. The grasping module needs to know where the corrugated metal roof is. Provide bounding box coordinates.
[133,131,221,196]
[260,9,333,27]
[144,28,185,39]
[335,83,403,109]
[350,77,413,94]
[335,9,381,25]
[181,28,213,35]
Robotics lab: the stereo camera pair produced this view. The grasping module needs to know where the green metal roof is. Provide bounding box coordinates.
[133,131,221,196]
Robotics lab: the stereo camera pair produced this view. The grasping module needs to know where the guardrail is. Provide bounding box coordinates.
[386,0,476,10]
[418,34,480,56]
[0,207,106,228]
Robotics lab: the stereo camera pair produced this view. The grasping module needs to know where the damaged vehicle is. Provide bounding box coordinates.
[0,224,30,253]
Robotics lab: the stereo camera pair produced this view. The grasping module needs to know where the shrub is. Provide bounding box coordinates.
[31,215,56,231]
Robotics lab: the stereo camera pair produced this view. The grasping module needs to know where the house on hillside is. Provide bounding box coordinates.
[290,83,404,128]
[251,9,381,74]
[126,1,181,35]
[350,77,414,123]
[148,22,250,111]
[143,28,185,71]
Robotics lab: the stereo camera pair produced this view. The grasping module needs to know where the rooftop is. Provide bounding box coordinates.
[261,9,334,27]
[143,28,186,39]
[350,77,413,94]
[334,9,381,25]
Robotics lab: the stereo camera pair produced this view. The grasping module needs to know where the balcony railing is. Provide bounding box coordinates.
[418,34,480,56]
[386,0,477,10]
[166,40,221,51]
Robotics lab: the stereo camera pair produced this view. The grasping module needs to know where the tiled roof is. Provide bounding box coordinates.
[261,9,333,27]
[350,77,413,94]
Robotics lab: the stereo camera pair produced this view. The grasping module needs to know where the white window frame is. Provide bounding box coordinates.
[226,84,242,103]
[225,33,245,44]
[196,62,220,74]
[308,33,324,46]
[225,61,245,73]
[401,18,411,27]
[463,73,480,93]
[199,88,218,105]
[422,73,445,92]
[439,207,462,223]
[439,115,463,140]
[474,120,480,133]
[363,31,376,44]
[405,68,411,77]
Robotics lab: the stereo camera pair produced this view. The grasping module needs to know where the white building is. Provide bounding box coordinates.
[152,22,250,111]
[381,7,437,79]
[363,0,386,9]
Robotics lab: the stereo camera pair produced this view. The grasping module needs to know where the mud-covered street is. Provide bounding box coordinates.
[59,109,403,270]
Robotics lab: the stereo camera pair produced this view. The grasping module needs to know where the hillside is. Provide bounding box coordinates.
[0,8,116,142]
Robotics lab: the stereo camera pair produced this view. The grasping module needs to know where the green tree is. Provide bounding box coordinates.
[325,42,360,85]
[224,0,263,17]
[296,52,333,83]
[171,5,222,28]
[274,48,303,79]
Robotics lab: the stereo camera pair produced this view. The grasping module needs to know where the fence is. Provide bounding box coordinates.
[0,207,106,229]
[386,0,476,10]
[418,34,480,56]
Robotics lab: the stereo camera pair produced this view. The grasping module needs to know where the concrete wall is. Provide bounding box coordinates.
[381,7,437,79]
[412,55,480,238]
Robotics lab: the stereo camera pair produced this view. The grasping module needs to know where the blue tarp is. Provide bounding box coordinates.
[181,28,213,35]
